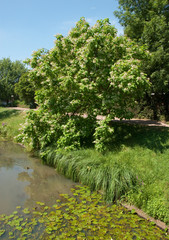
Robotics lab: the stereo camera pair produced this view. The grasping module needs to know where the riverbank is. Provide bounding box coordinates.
[42,142,169,226]
[0,107,169,235]
[0,107,26,140]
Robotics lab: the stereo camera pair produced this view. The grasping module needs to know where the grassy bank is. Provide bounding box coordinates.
[0,107,169,226]
[0,107,26,140]
[42,122,169,225]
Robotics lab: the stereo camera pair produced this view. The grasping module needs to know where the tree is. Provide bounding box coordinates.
[15,72,36,107]
[18,18,150,152]
[114,0,169,119]
[0,58,27,104]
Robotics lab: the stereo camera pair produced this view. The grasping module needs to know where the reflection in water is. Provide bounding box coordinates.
[0,141,76,215]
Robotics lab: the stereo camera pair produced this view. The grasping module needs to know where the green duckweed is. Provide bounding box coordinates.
[0,186,168,239]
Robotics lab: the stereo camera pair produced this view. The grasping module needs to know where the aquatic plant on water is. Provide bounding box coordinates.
[0,186,168,239]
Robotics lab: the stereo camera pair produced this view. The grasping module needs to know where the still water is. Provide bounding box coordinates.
[0,141,76,215]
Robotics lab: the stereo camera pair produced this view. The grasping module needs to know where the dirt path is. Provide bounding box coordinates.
[7,107,169,128]
[112,118,169,128]
[7,107,32,111]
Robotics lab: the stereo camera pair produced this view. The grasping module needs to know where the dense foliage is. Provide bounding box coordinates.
[14,72,36,107]
[0,58,27,105]
[18,18,150,152]
[114,0,169,119]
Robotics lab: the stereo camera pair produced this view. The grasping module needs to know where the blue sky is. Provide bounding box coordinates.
[0,0,123,62]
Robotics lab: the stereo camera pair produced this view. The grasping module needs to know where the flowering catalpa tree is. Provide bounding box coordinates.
[18,18,150,152]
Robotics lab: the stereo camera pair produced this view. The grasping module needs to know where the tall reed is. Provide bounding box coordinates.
[42,148,137,202]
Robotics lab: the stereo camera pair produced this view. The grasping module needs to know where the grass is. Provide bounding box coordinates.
[42,148,137,203]
[0,107,26,140]
[42,145,169,224]
[0,106,169,225]
[42,122,169,224]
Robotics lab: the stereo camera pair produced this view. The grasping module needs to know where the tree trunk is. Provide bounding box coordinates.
[164,93,169,121]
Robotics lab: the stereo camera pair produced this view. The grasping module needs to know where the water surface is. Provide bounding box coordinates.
[0,141,76,215]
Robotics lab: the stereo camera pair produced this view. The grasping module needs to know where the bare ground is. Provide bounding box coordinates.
[6,107,169,127]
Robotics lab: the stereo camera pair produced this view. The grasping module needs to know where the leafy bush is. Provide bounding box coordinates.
[94,118,114,152]
[18,18,150,152]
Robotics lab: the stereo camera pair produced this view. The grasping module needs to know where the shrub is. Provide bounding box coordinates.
[18,18,150,152]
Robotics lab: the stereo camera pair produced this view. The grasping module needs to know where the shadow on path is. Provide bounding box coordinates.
[110,121,169,153]
[0,109,20,121]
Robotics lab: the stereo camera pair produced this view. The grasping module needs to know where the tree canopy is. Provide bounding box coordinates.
[18,18,150,152]
[15,72,35,106]
[114,0,169,119]
[0,58,27,104]
[114,0,168,39]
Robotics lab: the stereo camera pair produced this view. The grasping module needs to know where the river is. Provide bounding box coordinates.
[0,141,76,215]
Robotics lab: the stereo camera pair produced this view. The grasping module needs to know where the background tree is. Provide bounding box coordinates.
[0,58,27,105]
[15,72,36,107]
[18,18,150,152]
[114,0,169,120]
